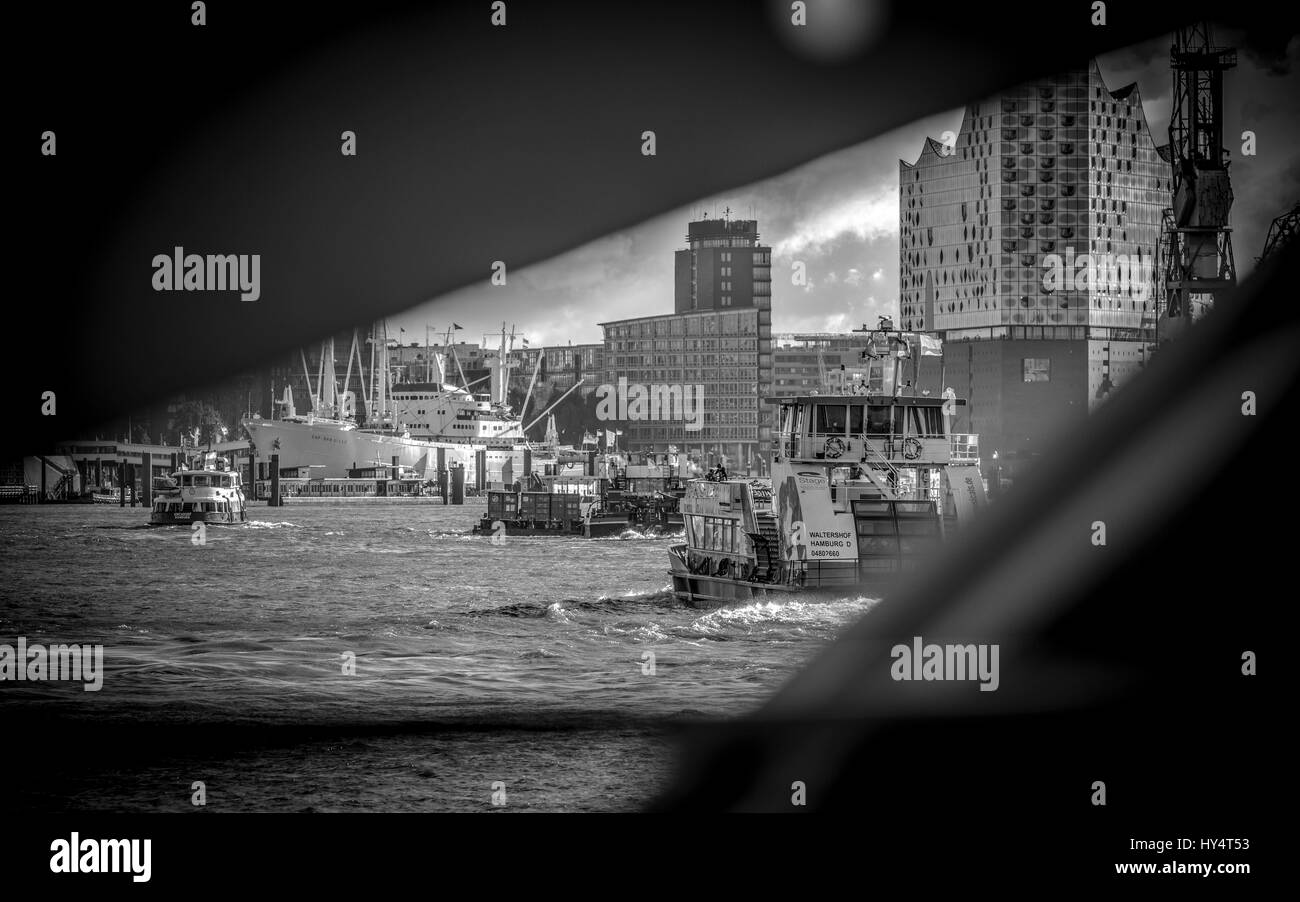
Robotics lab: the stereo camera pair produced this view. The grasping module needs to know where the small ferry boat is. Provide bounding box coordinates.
[668,392,986,605]
[148,452,248,525]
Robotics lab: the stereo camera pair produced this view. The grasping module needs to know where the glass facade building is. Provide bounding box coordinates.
[900,61,1169,477]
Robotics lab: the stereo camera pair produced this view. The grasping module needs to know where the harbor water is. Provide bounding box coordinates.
[0,503,878,812]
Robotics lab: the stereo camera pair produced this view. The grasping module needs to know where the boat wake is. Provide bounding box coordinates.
[687,595,881,634]
[469,586,682,620]
[594,527,684,541]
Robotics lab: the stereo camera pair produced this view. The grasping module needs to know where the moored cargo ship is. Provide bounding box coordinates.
[242,323,585,486]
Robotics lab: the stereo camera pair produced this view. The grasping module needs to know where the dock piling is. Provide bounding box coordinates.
[142,452,153,508]
[451,464,465,505]
[270,453,280,506]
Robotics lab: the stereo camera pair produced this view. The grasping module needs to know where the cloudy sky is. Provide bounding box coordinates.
[393,30,1300,349]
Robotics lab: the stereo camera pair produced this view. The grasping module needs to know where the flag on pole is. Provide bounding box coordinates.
[452,323,463,330]
[919,334,943,357]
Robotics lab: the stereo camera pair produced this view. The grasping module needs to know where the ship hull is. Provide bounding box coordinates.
[148,510,247,526]
[667,543,896,607]
[244,418,478,480]
[668,567,895,607]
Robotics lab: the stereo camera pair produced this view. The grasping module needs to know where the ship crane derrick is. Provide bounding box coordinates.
[1157,23,1238,343]
[1259,202,1300,263]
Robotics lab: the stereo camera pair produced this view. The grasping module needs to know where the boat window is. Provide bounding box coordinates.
[815,404,848,435]
[849,405,865,435]
[865,405,891,435]
[182,502,195,512]
[192,475,210,487]
[908,406,945,437]
[181,475,193,486]
[687,515,704,546]
[219,476,232,488]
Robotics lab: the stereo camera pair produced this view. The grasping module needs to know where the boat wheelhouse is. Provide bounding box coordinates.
[148,452,248,525]
[669,392,986,605]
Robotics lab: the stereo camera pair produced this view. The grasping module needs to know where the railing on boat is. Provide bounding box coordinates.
[778,432,980,466]
[780,432,951,463]
[949,433,980,463]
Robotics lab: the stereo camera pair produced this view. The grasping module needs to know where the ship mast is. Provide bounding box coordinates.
[498,322,509,406]
[321,336,338,417]
[446,325,469,390]
[342,329,360,420]
[363,320,391,428]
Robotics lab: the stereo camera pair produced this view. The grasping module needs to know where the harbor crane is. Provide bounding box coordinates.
[1157,23,1238,344]
[1259,201,1300,263]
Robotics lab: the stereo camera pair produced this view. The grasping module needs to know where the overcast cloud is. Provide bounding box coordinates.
[393,31,1300,349]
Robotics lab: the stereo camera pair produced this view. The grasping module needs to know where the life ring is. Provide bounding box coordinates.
[902,436,924,460]
[824,436,846,459]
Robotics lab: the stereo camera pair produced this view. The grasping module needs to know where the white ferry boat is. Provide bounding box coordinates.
[668,391,986,605]
[148,452,248,525]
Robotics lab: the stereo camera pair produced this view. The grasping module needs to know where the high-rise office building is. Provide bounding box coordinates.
[601,215,774,471]
[674,215,773,313]
[900,61,1168,478]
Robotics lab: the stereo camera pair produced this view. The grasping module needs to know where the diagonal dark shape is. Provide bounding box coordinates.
[652,238,1296,816]
[18,0,1293,447]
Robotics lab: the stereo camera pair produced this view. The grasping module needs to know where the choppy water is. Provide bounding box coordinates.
[0,503,878,811]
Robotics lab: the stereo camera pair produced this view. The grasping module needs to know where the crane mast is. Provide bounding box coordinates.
[1157,24,1238,343]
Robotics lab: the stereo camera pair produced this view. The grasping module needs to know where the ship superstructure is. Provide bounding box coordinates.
[669,388,986,605]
